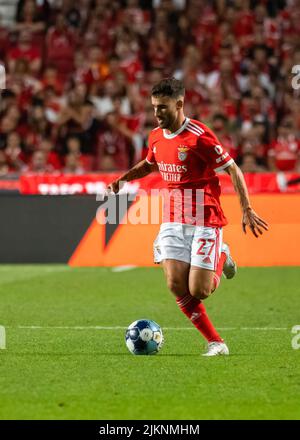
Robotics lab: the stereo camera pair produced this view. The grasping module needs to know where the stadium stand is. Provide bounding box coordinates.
[0,0,299,178]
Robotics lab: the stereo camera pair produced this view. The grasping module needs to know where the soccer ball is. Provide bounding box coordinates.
[125,319,164,355]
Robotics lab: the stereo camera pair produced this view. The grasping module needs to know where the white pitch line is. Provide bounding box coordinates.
[0,326,6,349]
[17,326,127,330]
[8,326,289,331]
[239,327,288,331]
[111,265,137,273]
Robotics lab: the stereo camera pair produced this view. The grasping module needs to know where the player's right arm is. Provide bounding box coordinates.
[108,159,158,193]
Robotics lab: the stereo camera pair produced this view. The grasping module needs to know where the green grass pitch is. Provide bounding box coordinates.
[0,265,299,420]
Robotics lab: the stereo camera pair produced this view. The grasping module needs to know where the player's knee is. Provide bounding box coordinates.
[190,286,212,300]
[167,277,187,296]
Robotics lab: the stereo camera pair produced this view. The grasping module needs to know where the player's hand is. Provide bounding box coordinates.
[107,180,124,194]
[242,207,269,238]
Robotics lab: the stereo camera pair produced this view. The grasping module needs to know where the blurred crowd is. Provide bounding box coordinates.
[0,0,300,177]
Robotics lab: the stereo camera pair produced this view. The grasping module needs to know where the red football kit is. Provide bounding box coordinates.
[146,117,234,227]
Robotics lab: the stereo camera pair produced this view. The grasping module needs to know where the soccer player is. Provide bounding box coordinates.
[108,78,268,356]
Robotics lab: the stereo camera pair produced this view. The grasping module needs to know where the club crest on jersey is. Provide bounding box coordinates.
[177,145,189,161]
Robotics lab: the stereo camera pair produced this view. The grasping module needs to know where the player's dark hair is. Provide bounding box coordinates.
[151,78,185,99]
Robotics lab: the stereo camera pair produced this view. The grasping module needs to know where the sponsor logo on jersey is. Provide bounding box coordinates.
[157,161,187,182]
[177,145,189,161]
[157,161,187,173]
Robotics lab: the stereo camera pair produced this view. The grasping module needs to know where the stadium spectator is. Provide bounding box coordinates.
[240,152,267,173]
[268,119,300,172]
[95,111,131,171]
[63,152,85,175]
[5,134,27,173]
[45,13,76,81]
[28,150,54,173]
[239,126,268,168]
[91,79,130,118]
[7,31,42,75]
[38,137,61,170]
[65,135,93,171]
[14,0,48,36]
[78,45,109,93]
[41,66,64,95]
[147,29,174,72]
[0,116,17,144]
[0,150,9,176]
[0,14,9,59]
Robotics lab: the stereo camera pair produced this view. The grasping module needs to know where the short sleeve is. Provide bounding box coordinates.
[199,127,234,172]
[145,132,156,165]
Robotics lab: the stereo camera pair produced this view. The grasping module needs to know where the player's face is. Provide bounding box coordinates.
[151,96,181,129]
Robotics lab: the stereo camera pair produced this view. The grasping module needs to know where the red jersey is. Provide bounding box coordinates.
[146,118,234,227]
[8,45,41,63]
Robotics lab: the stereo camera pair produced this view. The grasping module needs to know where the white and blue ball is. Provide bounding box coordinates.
[125,319,163,355]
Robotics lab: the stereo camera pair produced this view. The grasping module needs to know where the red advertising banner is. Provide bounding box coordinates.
[0,179,20,192]
[19,172,300,195]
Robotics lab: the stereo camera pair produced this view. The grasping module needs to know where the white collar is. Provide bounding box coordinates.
[163,117,190,139]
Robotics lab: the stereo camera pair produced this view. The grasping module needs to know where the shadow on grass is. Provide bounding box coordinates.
[2,352,242,357]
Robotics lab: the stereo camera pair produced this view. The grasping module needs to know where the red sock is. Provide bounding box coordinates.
[212,251,227,291]
[176,294,223,342]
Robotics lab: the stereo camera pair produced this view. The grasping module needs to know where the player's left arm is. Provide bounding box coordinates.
[225,162,269,237]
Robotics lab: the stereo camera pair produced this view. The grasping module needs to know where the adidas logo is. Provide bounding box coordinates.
[191,312,200,321]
